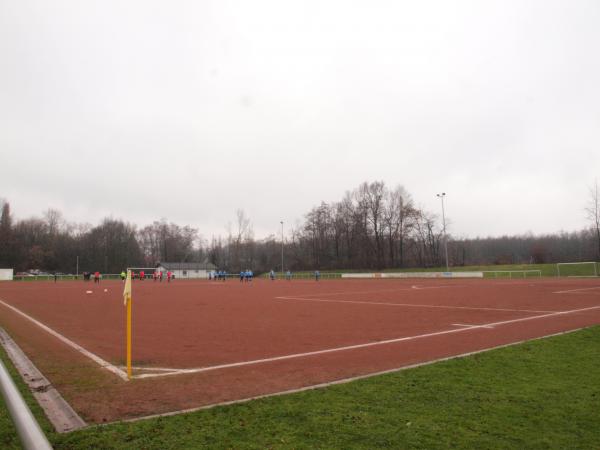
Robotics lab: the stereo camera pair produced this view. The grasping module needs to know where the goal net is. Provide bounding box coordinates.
[556,262,598,277]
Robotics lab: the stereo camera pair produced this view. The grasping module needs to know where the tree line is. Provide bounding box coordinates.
[0,204,203,274]
[1,180,598,274]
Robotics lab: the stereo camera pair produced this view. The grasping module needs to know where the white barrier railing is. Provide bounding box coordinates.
[483,270,542,278]
[257,273,343,280]
[0,358,53,450]
[342,272,484,279]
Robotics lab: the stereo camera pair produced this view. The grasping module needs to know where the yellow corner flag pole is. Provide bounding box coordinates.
[122,269,133,380]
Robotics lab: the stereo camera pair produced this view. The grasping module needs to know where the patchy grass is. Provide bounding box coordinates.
[2,327,600,449]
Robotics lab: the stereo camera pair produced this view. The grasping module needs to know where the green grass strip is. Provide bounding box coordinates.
[44,326,600,449]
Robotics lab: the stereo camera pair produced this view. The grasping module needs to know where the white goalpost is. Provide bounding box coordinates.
[556,262,599,277]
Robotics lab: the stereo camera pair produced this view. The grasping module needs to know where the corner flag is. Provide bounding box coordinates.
[122,270,132,379]
[123,270,132,306]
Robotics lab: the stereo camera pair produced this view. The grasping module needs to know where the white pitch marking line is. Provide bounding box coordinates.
[0,299,129,381]
[284,284,466,299]
[452,323,495,329]
[409,284,464,290]
[118,366,182,372]
[133,328,476,379]
[120,327,587,426]
[553,286,600,294]
[133,304,600,380]
[275,296,555,314]
[479,305,600,328]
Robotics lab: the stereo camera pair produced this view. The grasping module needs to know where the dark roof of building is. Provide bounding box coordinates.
[156,261,217,270]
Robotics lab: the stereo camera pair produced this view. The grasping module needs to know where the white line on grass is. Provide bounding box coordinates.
[0,299,129,381]
[275,296,555,314]
[133,304,600,379]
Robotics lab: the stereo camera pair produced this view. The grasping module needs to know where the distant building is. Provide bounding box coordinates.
[155,261,217,279]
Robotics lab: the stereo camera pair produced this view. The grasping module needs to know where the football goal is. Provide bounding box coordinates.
[126,267,159,279]
[556,262,598,277]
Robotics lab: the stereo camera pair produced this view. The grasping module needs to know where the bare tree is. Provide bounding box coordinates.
[586,179,600,260]
[338,192,359,267]
[83,219,142,272]
[358,181,387,268]
[411,209,442,267]
[208,236,225,268]
[383,185,415,267]
[0,200,14,267]
[138,219,198,265]
[304,202,333,268]
[43,209,65,236]
[230,209,252,270]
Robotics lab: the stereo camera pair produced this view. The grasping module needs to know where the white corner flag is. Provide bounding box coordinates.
[122,269,132,379]
[123,269,132,306]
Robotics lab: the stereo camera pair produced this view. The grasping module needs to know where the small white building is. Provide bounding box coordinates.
[155,261,216,279]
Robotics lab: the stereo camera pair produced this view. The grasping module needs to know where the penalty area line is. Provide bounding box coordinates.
[553,286,600,294]
[284,284,466,299]
[0,298,129,381]
[275,296,555,314]
[116,327,589,426]
[452,323,495,329]
[132,304,600,380]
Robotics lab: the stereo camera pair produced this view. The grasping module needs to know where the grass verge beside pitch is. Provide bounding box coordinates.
[2,326,600,449]
[0,345,54,449]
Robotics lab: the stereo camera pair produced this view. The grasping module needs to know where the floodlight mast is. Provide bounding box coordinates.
[280,221,284,277]
[436,193,450,272]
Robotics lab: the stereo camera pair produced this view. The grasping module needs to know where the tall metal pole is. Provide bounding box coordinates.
[436,193,449,272]
[76,255,79,277]
[280,221,284,277]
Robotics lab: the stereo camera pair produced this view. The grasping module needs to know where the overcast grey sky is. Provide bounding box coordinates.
[1,0,599,241]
